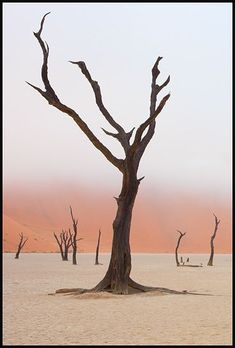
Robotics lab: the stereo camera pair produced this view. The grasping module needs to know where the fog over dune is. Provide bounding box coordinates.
[4,183,231,253]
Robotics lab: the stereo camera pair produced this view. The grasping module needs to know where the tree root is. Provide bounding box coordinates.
[178,264,203,268]
[54,277,212,296]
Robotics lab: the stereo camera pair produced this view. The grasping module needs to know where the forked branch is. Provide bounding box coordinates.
[133,93,170,147]
[26,13,123,172]
[70,60,134,152]
[131,57,170,159]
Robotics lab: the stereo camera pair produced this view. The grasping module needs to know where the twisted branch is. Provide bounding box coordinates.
[26,13,123,172]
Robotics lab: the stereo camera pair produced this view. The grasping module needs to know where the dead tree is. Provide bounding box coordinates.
[175,230,186,267]
[54,230,72,261]
[62,229,73,261]
[95,229,102,265]
[69,206,82,265]
[27,13,171,294]
[207,213,220,266]
[15,233,28,259]
[53,232,65,260]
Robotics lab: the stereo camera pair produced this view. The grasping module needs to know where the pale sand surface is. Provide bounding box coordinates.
[3,253,232,345]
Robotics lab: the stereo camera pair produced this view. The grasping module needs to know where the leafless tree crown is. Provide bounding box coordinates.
[26,13,170,175]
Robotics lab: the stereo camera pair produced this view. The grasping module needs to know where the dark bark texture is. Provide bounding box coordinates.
[207,214,220,266]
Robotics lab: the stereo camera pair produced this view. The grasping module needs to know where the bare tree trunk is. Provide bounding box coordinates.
[72,244,77,265]
[63,248,69,261]
[95,230,101,265]
[207,214,220,266]
[62,230,72,261]
[69,207,79,265]
[175,230,186,267]
[15,233,28,259]
[93,170,140,293]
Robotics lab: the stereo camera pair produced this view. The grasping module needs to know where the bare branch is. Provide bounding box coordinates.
[27,14,124,172]
[33,12,59,102]
[36,11,51,36]
[152,56,163,79]
[54,232,62,246]
[101,128,119,139]
[69,206,78,227]
[131,58,170,164]
[70,61,124,134]
[211,214,220,239]
[156,75,170,94]
[213,213,221,226]
[70,61,133,152]
[21,238,28,249]
[150,57,162,116]
[126,127,135,142]
[177,230,186,237]
[137,176,145,183]
[132,93,170,148]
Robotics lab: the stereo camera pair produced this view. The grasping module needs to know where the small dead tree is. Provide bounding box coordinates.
[15,233,28,259]
[54,230,72,261]
[62,229,73,261]
[95,229,102,265]
[69,206,82,265]
[207,213,220,266]
[175,230,186,267]
[54,231,65,260]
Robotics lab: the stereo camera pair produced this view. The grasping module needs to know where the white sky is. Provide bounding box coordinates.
[3,3,232,197]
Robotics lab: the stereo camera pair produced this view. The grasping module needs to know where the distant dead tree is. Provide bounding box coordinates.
[53,230,72,261]
[175,230,186,267]
[207,213,220,266]
[95,229,102,265]
[69,206,82,265]
[15,233,28,259]
[54,231,64,260]
[62,229,73,261]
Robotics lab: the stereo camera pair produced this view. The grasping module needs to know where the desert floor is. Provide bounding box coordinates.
[3,253,232,345]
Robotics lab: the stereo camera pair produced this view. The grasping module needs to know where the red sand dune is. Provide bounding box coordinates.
[3,183,232,253]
